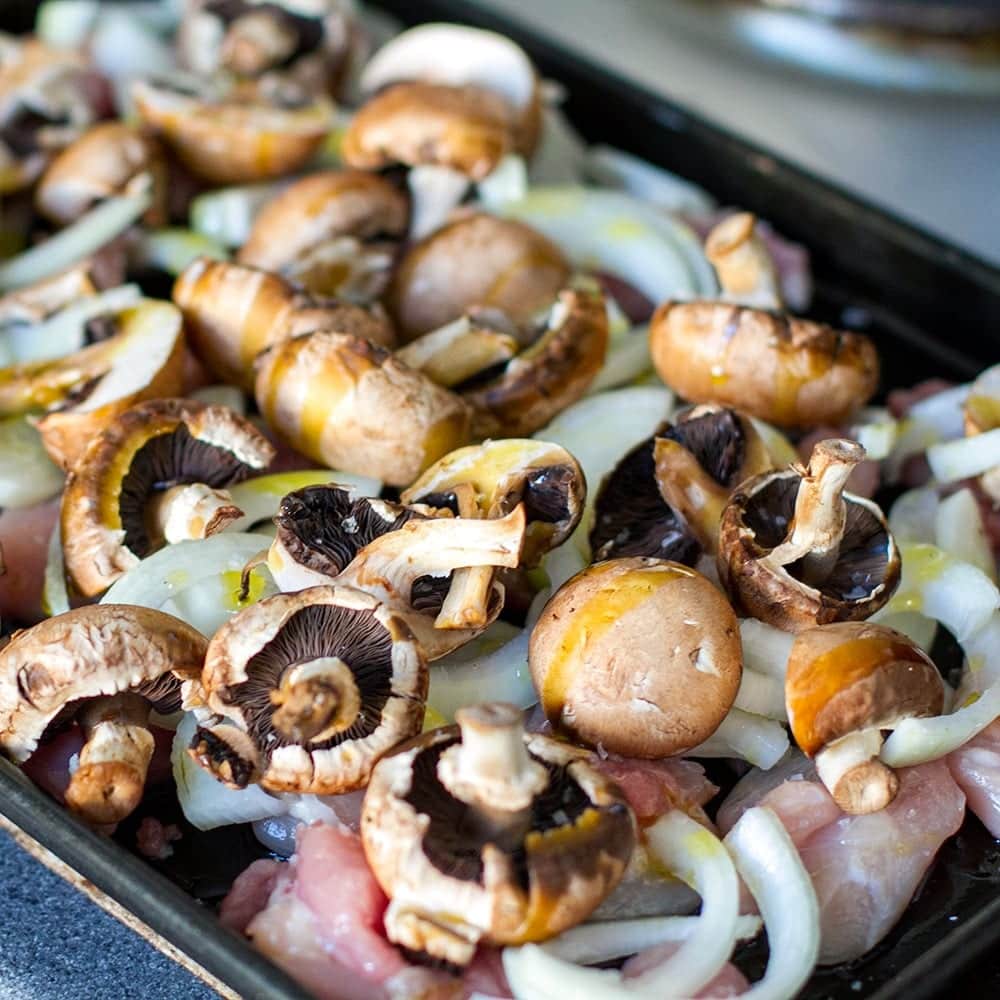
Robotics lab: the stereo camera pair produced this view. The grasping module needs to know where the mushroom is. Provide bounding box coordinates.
[0,263,100,331]
[963,363,1000,502]
[253,329,470,487]
[34,122,167,227]
[387,212,570,343]
[188,585,427,794]
[61,398,275,597]
[173,257,396,389]
[529,558,743,757]
[361,702,635,966]
[785,621,945,814]
[0,604,207,824]
[131,77,333,185]
[649,214,878,429]
[237,170,409,300]
[718,439,901,632]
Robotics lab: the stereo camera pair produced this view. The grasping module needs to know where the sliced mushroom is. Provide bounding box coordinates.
[361,702,635,965]
[254,329,470,486]
[173,257,396,389]
[0,263,100,330]
[529,558,743,757]
[132,77,333,185]
[189,585,426,794]
[785,621,944,814]
[0,604,206,824]
[35,122,167,227]
[237,170,409,300]
[718,439,900,631]
[649,214,878,429]
[387,212,570,342]
[61,398,275,597]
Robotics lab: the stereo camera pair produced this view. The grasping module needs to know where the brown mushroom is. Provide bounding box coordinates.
[61,398,275,597]
[188,585,426,794]
[649,214,878,429]
[718,439,900,631]
[785,621,944,814]
[361,702,635,965]
[0,604,206,824]
[529,558,743,758]
[387,212,571,343]
[0,263,100,329]
[254,329,470,486]
[236,170,409,300]
[173,257,396,389]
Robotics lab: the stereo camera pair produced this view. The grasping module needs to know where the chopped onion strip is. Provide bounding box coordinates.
[907,383,970,440]
[189,183,283,248]
[724,806,820,1000]
[927,428,1000,483]
[889,487,939,546]
[41,518,70,618]
[132,228,229,276]
[739,618,794,680]
[588,327,653,394]
[735,669,787,721]
[935,487,996,582]
[0,416,64,507]
[476,154,529,209]
[691,709,790,770]
[851,411,899,460]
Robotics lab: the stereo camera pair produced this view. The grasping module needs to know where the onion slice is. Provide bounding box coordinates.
[0,416,64,507]
[691,708,790,770]
[739,619,794,680]
[734,669,787,721]
[41,517,70,618]
[723,806,820,1000]
[935,487,996,582]
[927,428,1000,483]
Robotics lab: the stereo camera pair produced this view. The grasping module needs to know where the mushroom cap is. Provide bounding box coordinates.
[529,558,742,757]
[0,604,206,762]
[198,585,427,794]
[61,397,275,597]
[401,438,585,564]
[786,622,944,756]
[237,169,409,275]
[131,78,333,185]
[361,718,635,961]
[717,465,901,632]
[342,81,516,180]
[386,212,571,343]
[463,287,609,439]
[254,329,471,487]
[649,302,879,429]
[34,122,167,226]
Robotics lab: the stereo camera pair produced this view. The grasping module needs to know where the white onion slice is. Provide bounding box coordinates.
[407,164,470,241]
[476,154,529,209]
[0,417,64,507]
[935,487,996,582]
[90,9,176,85]
[850,410,899,461]
[132,228,228,276]
[0,191,151,293]
[528,105,587,186]
[588,328,653,394]
[36,0,99,47]
[888,487,940,546]
[870,611,937,652]
[749,418,799,467]
[739,618,794,680]
[883,417,943,484]
[927,428,1000,483]
[735,669,787,721]
[541,540,588,593]
[908,383,970,440]
[41,518,70,618]
[189,384,247,415]
[189,182,283,248]
[691,708,790,770]
[724,806,820,1000]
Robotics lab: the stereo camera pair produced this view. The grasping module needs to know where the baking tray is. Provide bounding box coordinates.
[2,1,1000,997]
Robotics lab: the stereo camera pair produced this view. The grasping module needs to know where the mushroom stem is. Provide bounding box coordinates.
[437,703,547,812]
[407,164,471,240]
[270,656,362,744]
[767,439,866,586]
[435,566,495,629]
[653,437,731,554]
[814,727,899,815]
[149,483,244,544]
[705,212,782,310]
[189,722,262,789]
[64,692,154,825]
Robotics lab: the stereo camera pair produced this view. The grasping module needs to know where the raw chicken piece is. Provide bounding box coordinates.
[718,754,966,965]
[948,718,1000,838]
[623,942,749,996]
[0,499,60,623]
[220,858,284,935]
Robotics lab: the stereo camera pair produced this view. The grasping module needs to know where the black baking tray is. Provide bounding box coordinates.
[2,1,1000,998]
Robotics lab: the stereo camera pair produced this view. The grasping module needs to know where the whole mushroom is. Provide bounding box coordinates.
[361,702,635,966]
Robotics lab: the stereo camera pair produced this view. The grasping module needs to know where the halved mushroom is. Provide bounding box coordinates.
[387,212,570,342]
[35,122,167,227]
[173,257,396,389]
[0,604,206,824]
[786,621,944,814]
[61,398,275,597]
[649,214,878,429]
[361,702,635,966]
[189,585,427,794]
[237,170,409,300]
[254,329,470,486]
[718,439,900,631]
[529,558,743,757]
[0,262,100,330]
[132,77,333,185]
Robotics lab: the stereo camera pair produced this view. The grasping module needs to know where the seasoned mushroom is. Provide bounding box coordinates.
[35,122,167,227]
[361,702,635,965]
[254,329,470,486]
[649,214,878,429]
[718,439,900,631]
[704,211,783,310]
[237,170,409,299]
[189,586,426,794]
[173,257,396,389]
[529,558,743,757]
[786,622,944,814]
[0,263,100,330]
[61,398,275,597]
[387,212,570,342]
[0,605,206,824]
[132,77,333,185]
